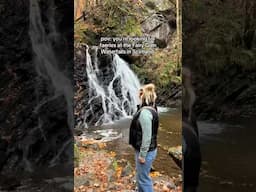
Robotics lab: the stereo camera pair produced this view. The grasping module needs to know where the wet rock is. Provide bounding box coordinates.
[121,162,133,177]
[60,181,74,191]
[0,140,9,171]
[0,175,21,191]
[167,181,176,189]
[74,176,91,188]
[74,128,83,136]
[107,169,116,182]
[94,135,103,140]
[108,183,119,191]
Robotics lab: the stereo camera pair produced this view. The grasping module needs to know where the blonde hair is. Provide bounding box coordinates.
[140,83,157,106]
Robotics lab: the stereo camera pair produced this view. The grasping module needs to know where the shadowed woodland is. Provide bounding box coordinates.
[183,0,256,120]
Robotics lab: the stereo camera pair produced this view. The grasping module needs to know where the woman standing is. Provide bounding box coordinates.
[129,83,159,192]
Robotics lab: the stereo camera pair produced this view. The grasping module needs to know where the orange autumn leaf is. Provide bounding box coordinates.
[150,171,161,177]
[109,151,116,157]
[116,166,123,178]
[98,142,106,149]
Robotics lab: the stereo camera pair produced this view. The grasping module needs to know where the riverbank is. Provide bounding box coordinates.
[74,137,182,192]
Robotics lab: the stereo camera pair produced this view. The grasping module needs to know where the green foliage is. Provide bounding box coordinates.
[131,64,146,80]
[75,0,144,43]
[130,32,182,89]
[184,0,256,73]
[159,61,181,86]
[74,143,80,167]
[112,159,118,171]
[123,17,142,36]
[102,0,143,36]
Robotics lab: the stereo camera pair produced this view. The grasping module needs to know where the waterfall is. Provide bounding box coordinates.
[84,48,141,127]
[26,0,74,169]
[29,0,73,129]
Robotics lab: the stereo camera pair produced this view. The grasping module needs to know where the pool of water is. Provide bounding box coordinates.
[198,117,256,192]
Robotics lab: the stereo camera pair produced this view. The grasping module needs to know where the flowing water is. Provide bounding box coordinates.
[0,1,75,189]
[28,0,73,169]
[198,117,256,192]
[29,0,73,129]
[84,49,141,127]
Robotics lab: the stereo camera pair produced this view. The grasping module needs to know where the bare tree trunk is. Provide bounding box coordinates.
[176,0,182,73]
[176,0,181,40]
[74,0,87,20]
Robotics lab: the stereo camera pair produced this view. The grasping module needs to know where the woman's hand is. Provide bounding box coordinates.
[138,156,145,164]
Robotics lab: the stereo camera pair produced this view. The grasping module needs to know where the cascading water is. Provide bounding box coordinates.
[29,0,73,129]
[84,47,141,127]
[109,54,141,115]
[28,0,73,167]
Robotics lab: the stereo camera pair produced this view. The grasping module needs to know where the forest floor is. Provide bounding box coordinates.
[74,137,182,192]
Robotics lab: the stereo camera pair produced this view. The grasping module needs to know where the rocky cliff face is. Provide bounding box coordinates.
[141,0,176,48]
[74,46,115,129]
[0,0,73,174]
[137,0,181,106]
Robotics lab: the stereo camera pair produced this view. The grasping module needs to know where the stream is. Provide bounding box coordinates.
[87,107,182,178]
[198,117,256,192]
